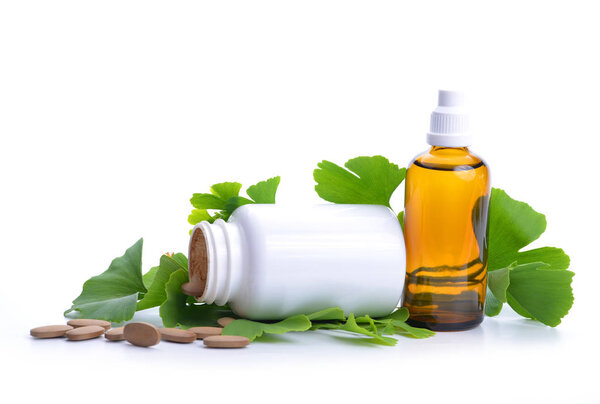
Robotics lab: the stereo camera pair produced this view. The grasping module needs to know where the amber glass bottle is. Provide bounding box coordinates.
[401,91,490,331]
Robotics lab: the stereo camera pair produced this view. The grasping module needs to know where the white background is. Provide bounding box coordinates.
[1,1,598,402]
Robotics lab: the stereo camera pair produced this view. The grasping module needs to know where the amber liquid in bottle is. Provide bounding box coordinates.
[402,146,490,331]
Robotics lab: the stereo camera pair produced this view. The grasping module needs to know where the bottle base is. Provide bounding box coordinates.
[406,316,483,332]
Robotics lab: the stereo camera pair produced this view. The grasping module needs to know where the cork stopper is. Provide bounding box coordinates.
[182,227,208,297]
[185,219,242,306]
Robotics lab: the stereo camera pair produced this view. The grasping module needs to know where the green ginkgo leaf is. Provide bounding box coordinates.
[221,316,312,341]
[390,320,436,339]
[314,156,406,208]
[246,176,281,203]
[337,313,397,346]
[488,189,547,271]
[506,262,575,327]
[488,264,513,302]
[188,209,217,226]
[159,269,233,328]
[306,307,346,321]
[137,253,188,311]
[142,265,160,290]
[189,177,280,225]
[65,238,146,323]
[485,189,574,325]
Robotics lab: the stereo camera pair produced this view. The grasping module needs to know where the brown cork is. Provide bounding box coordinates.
[181,282,205,297]
[185,228,209,297]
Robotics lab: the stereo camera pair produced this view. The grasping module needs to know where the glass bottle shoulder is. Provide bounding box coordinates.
[408,146,488,172]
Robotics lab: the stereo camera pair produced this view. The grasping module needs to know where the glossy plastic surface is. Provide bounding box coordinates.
[192,204,406,320]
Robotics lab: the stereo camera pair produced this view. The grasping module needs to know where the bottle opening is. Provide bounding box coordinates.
[183,227,209,297]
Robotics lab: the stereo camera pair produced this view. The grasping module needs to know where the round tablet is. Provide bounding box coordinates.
[188,326,223,339]
[160,328,196,343]
[124,322,161,347]
[105,326,125,341]
[65,325,105,341]
[203,335,250,348]
[217,317,236,327]
[67,319,112,331]
[30,325,73,339]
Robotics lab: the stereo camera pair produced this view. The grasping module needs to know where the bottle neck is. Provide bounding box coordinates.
[414,145,483,170]
[426,132,472,148]
[430,146,469,152]
[187,219,244,306]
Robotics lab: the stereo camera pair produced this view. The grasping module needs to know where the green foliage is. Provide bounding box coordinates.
[159,269,233,328]
[484,289,504,317]
[65,238,146,323]
[314,156,574,327]
[369,308,435,339]
[314,156,406,208]
[486,189,574,325]
[310,307,433,341]
[488,188,547,271]
[66,154,575,347]
[391,319,436,339]
[484,264,512,316]
[246,176,281,203]
[221,307,432,344]
[398,211,404,232]
[64,237,433,343]
[142,265,159,290]
[221,315,312,341]
[306,307,346,321]
[506,262,574,326]
[488,264,513,303]
[336,313,398,345]
[187,209,214,226]
[188,177,280,225]
[385,307,410,322]
[64,238,432,344]
[515,247,570,270]
[137,253,188,311]
[210,182,244,202]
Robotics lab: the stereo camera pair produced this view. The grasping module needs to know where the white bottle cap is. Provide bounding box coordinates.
[426,90,472,147]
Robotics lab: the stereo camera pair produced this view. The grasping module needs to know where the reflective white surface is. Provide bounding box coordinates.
[224,204,405,319]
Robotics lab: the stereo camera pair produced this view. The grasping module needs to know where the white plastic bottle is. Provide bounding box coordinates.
[184,204,406,320]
